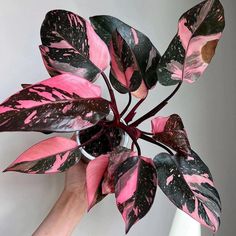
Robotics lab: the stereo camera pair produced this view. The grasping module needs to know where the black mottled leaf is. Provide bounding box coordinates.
[40,10,110,81]
[152,114,191,156]
[0,74,110,132]
[115,156,157,233]
[90,15,161,90]
[158,0,225,85]
[154,150,221,232]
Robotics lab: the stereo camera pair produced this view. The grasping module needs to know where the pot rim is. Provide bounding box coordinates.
[76,118,129,162]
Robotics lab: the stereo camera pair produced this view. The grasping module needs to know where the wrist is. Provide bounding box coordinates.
[62,187,88,211]
[33,187,88,236]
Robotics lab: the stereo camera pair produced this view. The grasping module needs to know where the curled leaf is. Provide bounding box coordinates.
[90,15,161,94]
[109,30,147,98]
[158,0,225,85]
[86,154,109,210]
[102,147,133,194]
[152,114,191,156]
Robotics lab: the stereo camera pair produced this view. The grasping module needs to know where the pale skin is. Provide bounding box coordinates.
[33,162,88,236]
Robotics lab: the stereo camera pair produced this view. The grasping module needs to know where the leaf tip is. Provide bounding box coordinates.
[125,222,134,234]
[87,203,93,213]
[2,165,12,173]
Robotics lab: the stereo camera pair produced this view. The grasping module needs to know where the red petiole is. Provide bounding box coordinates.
[99,72,182,155]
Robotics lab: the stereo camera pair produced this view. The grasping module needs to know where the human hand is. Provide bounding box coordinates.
[33,160,88,236]
[64,161,87,194]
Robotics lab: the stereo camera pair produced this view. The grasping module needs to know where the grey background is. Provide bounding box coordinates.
[0,0,235,235]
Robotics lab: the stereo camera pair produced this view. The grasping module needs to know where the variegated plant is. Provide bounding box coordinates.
[0,0,225,234]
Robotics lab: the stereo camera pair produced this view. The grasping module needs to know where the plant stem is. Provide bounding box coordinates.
[120,92,132,118]
[131,81,182,127]
[118,122,141,156]
[101,72,119,120]
[140,131,153,136]
[124,98,145,124]
[131,142,134,151]
[77,128,105,148]
[140,134,174,155]
[131,138,141,156]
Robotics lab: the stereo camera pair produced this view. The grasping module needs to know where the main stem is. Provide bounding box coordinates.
[101,72,119,120]
[118,122,141,156]
[131,81,182,127]
[120,92,132,118]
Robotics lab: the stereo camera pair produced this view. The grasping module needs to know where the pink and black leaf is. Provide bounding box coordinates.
[40,10,110,81]
[90,15,161,91]
[114,155,157,233]
[109,30,146,98]
[157,0,225,86]
[4,137,81,174]
[86,154,109,210]
[0,74,110,132]
[154,150,221,232]
[102,147,133,194]
[86,147,133,206]
[152,114,191,156]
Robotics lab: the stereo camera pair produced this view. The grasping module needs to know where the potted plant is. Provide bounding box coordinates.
[0,0,225,234]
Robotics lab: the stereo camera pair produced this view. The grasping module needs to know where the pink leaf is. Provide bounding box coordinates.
[115,156,157,233]
[4,137,80,174]
[40,10,110,81]
[152,114,191,156]
[102,147,133,195]
[158,0,225,86]
[151,116,169,134]
[86,154,109,210]
[0,74,110,132]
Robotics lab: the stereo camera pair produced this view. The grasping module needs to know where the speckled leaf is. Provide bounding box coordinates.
[102,147,133,195]
[109,30,147,98]
[86,154,109,210]
[40,10,110,81]
[157,0,225,86]
[0,74,110,132]
[115,156,157,233]
[154,150,221,232]
[3,137,81,174]
[152,114,191,156]
[90,15,161,90]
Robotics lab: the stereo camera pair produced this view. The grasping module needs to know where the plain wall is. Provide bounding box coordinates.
[0,0,235,235]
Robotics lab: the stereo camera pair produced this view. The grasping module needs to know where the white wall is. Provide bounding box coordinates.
[0,0,235,235]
